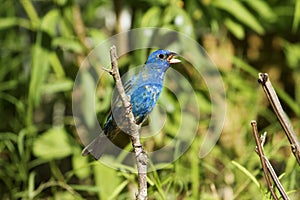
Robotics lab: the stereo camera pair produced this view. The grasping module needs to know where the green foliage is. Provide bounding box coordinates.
[33,127,73,160]
[0,0,300,199]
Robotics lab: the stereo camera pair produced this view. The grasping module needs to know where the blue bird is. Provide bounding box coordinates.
[82,49,181,159]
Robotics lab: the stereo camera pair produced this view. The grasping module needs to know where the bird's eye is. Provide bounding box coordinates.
[158,54,165,59]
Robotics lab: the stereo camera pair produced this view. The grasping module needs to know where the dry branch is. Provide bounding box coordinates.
[251,121,279,200]
[258,73,300,166]
[251,121,290,200]
[108,46,148,200]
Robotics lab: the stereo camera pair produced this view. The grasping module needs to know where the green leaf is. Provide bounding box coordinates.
[0,80,18,92]
[72,147,91,179]
[28,172,36,199]
[49,52,65,78]
[33,127,73,160]
[55,0,68,6]
[282,41,300,69]
[93,162,122,200]
[163,6,195,37]
[212,0,265,34]
[141,7,162,27]
[54,191,83,200]
[52,37,84,53]
[20,0,40,29]
[224,18,245,39]
[41,9,60,36]
[232,160,260,188]
[232,57,258,77]
[81,71,97,129]
[293,0,300,32]
[42,78,73,94]
[245,0,277,21]
[108,180,129,200]
[29,39,50,107]
[88,28,108,47]
[0,18,26,30]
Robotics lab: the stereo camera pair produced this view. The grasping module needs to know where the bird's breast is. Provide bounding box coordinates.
[130,83,162,120]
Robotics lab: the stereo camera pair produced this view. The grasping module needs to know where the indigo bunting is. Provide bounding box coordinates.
[82,49,181,159]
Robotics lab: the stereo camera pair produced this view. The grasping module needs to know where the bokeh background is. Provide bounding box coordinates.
[1,0,300,199]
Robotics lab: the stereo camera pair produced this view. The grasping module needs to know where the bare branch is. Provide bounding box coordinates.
[264,157,289,200]
[258,73,300,166]
[251,121,279,200]
[109,46,148,200]
[253,128,290,200]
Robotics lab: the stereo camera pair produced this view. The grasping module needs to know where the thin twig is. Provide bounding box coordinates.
[251,121,279,200]
[258,73,300,166]
[254,130,290,200]
[264,157,289,200]
[109,46,148,200]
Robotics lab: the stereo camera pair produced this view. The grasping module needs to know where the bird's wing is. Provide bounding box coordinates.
[123,75,138,95]
[103,75,138,130]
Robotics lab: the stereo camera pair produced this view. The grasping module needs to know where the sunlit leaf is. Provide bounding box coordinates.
[0,17,15,29]
[293,0,300,32]
[224,18,245,39]
[232,161,260,188]
[93,162,122,200]
[141,7,162,27]
[41,9,60,36]
[108,180,129,200]
[88,28,108,47]
[52,37,84,53]
[29,40,50,107]
[49,52,65,78]
[282,40,300,69]
[33,127,73,160]
[164,6,195,37]
[28,172,35,199]
[55,0,68,6]
[245,0,277,21]
[54,191,83,200]
[20,0,39,29]
[42,78,73,94]
[72,147,91,179]
[81,71,97,129]
[212,0,265,34]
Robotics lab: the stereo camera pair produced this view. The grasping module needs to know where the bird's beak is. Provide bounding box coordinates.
[167,52,181,64]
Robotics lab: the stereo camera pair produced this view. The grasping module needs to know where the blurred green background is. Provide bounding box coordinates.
[1,0,300,199]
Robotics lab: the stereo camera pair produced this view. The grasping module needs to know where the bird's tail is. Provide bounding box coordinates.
[81,134,109,160]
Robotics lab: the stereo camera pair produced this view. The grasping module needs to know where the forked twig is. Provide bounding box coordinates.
[251,121,289,200]
[109,46,148,200]
[251,121,279,200]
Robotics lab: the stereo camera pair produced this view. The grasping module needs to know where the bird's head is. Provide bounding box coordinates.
[145,49,181,71]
